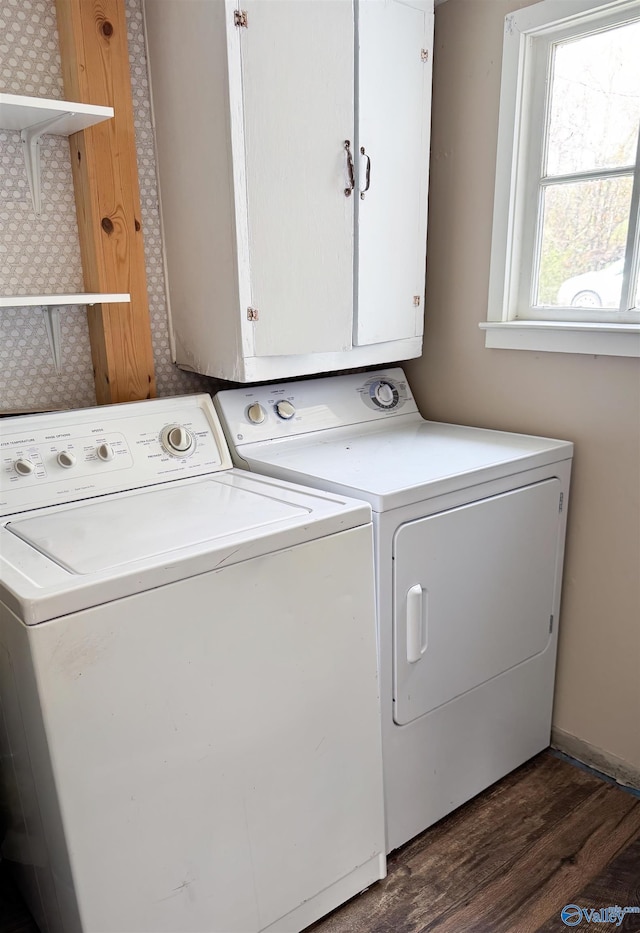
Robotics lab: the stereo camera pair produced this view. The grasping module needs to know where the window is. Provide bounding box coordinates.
[483,0,640,357]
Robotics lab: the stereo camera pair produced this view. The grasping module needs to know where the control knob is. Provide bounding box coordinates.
[247,403,266,425]
[14,458,35,476]
[57,450,76,469]
[97,443,115,462]
[275,400,296,420]
[161,424,195,457]
[370,379,399,409]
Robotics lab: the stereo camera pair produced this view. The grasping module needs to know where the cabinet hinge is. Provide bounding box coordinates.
[413,295,421,307]
[247,307,259,321]
[234,9,248,28]
[559,492,564,513]
[549,614,554,634]
[421,48,429,62]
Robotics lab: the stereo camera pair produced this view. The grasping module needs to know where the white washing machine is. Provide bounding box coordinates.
[214,368,574,852]
[0,394,386,933]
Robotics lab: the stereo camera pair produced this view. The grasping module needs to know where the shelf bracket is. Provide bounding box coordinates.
[41,306,63,373]
[38,298,108,373]
[21,113,73,215]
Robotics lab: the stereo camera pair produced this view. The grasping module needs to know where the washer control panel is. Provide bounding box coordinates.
[0,394,232,517]
[214,368,419,447]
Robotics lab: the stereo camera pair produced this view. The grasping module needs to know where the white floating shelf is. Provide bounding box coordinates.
[0,293,130,373]
[0,93,114,215]
[0,93,113,135]
[0,293,129,308]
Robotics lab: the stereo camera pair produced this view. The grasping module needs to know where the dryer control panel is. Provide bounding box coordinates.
[0,395,232,517]
[214,368,420,446]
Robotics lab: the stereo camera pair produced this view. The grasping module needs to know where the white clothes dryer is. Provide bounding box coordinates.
[0,394,385,933]
[214,368,573,853]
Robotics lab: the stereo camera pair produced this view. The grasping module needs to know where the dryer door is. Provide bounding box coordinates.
[393,479,561,725]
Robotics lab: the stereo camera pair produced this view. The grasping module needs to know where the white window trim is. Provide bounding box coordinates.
[484,0,640,357]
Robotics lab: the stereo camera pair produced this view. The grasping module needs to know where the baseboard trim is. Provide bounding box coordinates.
[551,727,640,791]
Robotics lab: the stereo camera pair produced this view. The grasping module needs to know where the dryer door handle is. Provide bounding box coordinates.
[406,584,428,663]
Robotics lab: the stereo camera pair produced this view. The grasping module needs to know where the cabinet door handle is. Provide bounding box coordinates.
[360,146,371,199]
[344,140,355,197]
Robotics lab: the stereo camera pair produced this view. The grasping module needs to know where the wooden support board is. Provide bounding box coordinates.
[55,0,157,404]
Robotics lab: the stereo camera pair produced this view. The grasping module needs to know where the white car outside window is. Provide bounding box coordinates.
[556,260,624,309]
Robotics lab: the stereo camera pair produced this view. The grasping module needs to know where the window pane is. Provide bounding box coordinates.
[546,21,640,176]
[535,176,632,308]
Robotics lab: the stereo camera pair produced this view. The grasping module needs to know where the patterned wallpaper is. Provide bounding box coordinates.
[0,0,218,412]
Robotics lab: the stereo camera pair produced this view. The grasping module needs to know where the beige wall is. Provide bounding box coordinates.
[407,0,640,775]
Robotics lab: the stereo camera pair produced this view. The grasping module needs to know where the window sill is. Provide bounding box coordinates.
[479,321,640,358]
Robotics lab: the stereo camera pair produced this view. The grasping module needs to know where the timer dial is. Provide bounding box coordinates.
[275,400,296,420]
[370,379,399,410]
[161,424,196,457]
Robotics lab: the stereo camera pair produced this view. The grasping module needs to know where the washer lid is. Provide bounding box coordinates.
[237,419,573,512]
[0,470,372,624]
[7,475,311,574]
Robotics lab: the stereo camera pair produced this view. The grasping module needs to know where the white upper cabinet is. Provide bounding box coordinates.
[144,0,433,383]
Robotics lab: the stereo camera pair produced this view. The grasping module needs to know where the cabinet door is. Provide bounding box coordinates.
[237,1,355,357]
[355,0,434,346]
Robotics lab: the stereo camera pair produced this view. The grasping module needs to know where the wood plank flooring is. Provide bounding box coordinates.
[1,751,639,932]
[309,752,640,933]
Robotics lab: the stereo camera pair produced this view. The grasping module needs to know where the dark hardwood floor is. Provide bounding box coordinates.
[1,751,639,932]
[309,752,640,933]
